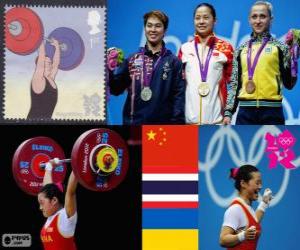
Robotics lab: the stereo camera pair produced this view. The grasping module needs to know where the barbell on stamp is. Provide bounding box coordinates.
[5,7,85,70]
[12,129,129,196]
[5,7,44,55]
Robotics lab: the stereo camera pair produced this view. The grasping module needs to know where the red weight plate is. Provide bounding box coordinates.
[71,129,129,192]
[12,137,67,196]
[5,7,43,55]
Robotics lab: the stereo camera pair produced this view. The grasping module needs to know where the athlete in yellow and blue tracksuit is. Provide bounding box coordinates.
[224,31,296,125]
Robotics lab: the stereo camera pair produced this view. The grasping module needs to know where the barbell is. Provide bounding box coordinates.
[12,129,129,196]
[5,7,85,71]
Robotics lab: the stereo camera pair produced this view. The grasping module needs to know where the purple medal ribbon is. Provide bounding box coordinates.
[141,46,166,87]
[247,37,269,80]
[194,39,215,82]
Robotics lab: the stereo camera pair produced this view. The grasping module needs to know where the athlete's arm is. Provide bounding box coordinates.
[64,171,78,218]
[108,57,132,95]
[224,48,241,120]
[42,160,55,186]
[279,44,297,89]
[256,188,273,222]
[220,226,241,247]
[220,226,257,247]
[256,209,264,222]
[222,43,234,125]
[170,59,186,124]
[220,205,243,247]
[50,38,60,80]
[32,42,46,94]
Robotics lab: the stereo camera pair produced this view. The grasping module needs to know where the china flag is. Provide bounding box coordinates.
[143,125,198,173]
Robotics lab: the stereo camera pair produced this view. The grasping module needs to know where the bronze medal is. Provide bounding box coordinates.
[246,80,256,94]
[246,38,270,95]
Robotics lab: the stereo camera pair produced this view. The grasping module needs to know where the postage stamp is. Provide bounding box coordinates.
[2,3,106,123]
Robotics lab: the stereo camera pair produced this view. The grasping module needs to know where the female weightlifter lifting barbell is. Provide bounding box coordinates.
[27,38,60,119]
[219,165,273,250]
[38,158,78,250]
[11,129,130,249]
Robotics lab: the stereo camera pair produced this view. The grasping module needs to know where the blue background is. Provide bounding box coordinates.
[199,125,300,250]
[107,0,300,125]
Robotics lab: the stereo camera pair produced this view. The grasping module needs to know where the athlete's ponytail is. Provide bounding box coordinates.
[229,168,239,179]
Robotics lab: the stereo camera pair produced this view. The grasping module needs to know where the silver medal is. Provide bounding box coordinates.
[141,87,152,101]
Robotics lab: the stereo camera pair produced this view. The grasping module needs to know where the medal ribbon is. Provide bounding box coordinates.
[247,37,269,80]
[194,39,215,82]
[141,46,166,88]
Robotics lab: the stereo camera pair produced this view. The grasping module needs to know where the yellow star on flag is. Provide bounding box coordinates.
[147,130,157,141]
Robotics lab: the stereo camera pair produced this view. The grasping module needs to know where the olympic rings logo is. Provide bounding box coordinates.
[278,137,294,145]
[199,126,300,208]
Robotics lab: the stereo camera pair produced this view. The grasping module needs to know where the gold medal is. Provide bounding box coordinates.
[198,82,210,97]
[246,80,256,94]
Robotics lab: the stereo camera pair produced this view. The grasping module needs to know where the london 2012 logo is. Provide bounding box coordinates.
[265,130,297,169]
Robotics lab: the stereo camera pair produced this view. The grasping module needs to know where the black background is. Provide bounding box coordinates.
[0,125,142,250]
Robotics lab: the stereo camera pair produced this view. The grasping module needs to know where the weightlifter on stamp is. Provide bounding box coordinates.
[4,5,106,122]
[27,39,60,119]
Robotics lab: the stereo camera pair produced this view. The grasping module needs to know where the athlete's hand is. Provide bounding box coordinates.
[107,47,124,71]
[285,29,294,46]
[285,29,300,47]
[285,30,300,78]
[262,188,273,205]
[257,188,273,212]
[50,38,60,48]
[45,158,60,171]
[245,226,256,240]
[223,116,231,125]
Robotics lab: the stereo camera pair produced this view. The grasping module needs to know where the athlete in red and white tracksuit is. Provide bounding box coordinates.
[179,35,233,124]
[178,3,234,124]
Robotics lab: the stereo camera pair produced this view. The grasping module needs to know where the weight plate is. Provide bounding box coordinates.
[5,7,43,55]
[45,27,85,70]
[71,129,129,191]
[12,137,67,196]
